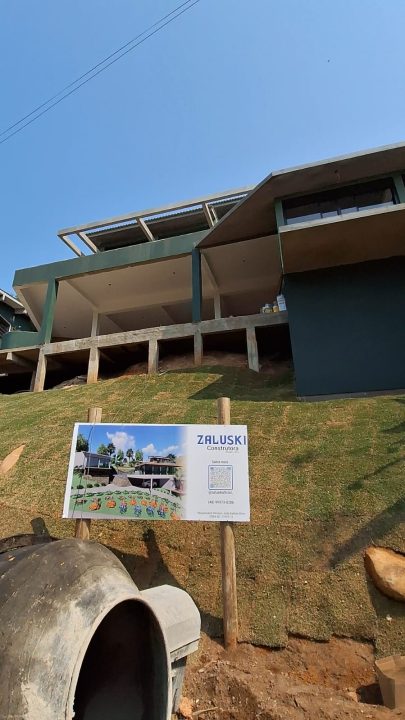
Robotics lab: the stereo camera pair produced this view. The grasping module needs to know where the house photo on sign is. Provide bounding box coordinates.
[63,423,250,522]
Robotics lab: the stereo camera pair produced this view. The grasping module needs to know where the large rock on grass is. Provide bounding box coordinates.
[364,546,405,602]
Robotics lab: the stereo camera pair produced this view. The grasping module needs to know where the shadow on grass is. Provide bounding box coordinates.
[30,519,222,638]
[165,365,297,402]
[329,498,405,568]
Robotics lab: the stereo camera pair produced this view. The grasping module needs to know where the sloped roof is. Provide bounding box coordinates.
[197,141,405,248]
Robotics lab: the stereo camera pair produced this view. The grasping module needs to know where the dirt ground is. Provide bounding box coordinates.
[181,634,404,719]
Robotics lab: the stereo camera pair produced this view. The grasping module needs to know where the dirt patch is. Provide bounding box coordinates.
[182,635,402,719]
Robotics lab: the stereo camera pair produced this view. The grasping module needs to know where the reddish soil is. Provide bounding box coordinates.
[180,635,404,719]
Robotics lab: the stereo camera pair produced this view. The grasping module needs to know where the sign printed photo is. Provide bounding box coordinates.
[63,423,250,522]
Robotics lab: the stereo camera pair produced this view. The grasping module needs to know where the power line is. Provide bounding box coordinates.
[0,0,201,146]
[0,0,195,140]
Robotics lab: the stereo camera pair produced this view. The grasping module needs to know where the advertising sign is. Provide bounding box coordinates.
[63,423,250,522]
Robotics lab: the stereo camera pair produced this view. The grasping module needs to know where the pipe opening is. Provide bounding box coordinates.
[72,600,169,720]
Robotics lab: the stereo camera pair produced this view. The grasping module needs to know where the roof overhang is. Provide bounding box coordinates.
[279,203,405,273]
[197,141,405,249]
[0,289,25,312]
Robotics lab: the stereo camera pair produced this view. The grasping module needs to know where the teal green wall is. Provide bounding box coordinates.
[0,301,35,333]
[285,257,405,396]
[0,330,39,350]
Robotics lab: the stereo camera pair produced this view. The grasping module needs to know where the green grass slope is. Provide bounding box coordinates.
[0,368,404,655]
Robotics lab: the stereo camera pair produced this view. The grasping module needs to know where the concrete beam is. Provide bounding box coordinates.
[58,186,252,236]
[202,203,215,228]
[136,217,154,242]
[5,352,35,371]
[42,312,288,356]
[59,235,84,257]
[77,231,98,254]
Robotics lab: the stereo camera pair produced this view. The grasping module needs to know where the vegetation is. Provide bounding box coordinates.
[76,433,89,452]
[0,366,403,655]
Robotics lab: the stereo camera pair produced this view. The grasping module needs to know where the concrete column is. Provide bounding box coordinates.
[87,345,100,384]
[192,249,202,323]
[91,310,100,337]
[214,294,222,320]
[194,330,203,366]
[29,371,36,392]
[33,349,47,392]
[148,338,159,374]
[246,327,259,372]
[38,279,59,344]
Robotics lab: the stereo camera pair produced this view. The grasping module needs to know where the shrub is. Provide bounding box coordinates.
[76,484,84,490]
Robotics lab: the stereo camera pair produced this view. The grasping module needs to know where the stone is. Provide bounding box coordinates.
[178,696,193,718]
[0,444,25,475]
[364,547,405,602]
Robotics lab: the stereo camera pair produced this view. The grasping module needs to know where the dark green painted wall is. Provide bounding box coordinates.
[284,257,405,396]
[0,301,35,333]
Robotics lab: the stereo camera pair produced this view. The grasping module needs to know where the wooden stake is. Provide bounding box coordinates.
[75,406,103,540]
[218,397,238,650]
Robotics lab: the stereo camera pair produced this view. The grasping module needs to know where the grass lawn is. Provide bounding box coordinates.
[0,366,404,655]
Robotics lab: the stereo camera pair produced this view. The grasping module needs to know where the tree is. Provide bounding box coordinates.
[167,453,176,461]
[135,449,143,462]
[76,433,89,452]
[97,443,109,455]
[116,449,124,465]
[107,442,116,456]
[126,448,134,464]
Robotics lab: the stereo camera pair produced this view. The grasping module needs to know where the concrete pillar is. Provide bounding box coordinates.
[192,249,202,323]
[29,371,36,392]
[194,330,203,366]
[214,294,222,320]
[246,327,259,372]
[33,349,47,392]
[91,310,100,337]
[148,338,159,374]
[87,345,100,384]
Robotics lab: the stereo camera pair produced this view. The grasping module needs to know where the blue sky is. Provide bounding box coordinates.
[76,423,184,458]
[1,0,405,291]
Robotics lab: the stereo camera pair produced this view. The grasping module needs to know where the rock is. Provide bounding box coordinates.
[0,444,25,475]
[364,547,405,602]
[178,696,193,718]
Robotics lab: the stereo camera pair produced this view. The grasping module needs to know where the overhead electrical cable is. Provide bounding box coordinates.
[0,0,201,146]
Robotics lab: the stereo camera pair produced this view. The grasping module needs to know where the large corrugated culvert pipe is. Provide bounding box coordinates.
[0,538,200,720]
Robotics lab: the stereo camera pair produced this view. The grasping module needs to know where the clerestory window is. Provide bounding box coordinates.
[283,179,395,226]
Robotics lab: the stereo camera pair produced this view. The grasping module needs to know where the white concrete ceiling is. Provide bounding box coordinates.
[18,237,282,339]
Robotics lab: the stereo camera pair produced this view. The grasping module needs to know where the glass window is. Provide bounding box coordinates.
[282,179,394,226]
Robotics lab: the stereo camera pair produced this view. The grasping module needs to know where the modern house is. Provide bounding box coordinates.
[1,142,404,397]
[0,289,34,337]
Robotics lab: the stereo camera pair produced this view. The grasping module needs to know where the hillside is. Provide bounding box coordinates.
[0,367,404,657]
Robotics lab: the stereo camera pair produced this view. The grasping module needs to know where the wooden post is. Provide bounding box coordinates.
[218,397,238,650]
[75,406,103,540]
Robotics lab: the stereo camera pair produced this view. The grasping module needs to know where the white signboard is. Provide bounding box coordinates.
[63,423,250,522]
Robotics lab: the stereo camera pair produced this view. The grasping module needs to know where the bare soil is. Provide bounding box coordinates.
[181,635,404,719]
